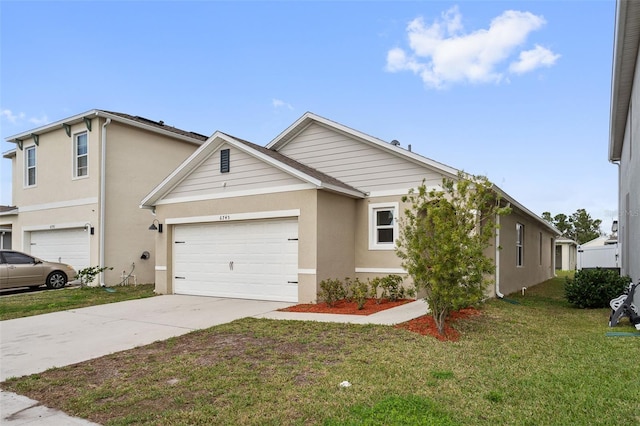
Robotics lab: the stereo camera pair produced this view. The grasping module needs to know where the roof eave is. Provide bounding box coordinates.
[5,110,206,146]
[609,0,640,161]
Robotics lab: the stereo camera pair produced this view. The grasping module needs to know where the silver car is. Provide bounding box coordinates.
[0,249,77,290]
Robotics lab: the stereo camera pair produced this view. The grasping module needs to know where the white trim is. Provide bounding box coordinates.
[154,184,315,206]
[72,130,89,180]
[298,269,316,275]
[24,145,37,188]
[166,209,301,225]
[18,197,98,213]
[23,222,89,232]
[355,267,407,274]
[368,202,399,251]
[155,266,167,271]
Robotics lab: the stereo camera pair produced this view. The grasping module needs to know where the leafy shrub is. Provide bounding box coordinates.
[318,278,347,307]
[75,266,113,286]
[348,277,370,310]
[565,268,630,308]
[379,274,415,301]
[369,277,382,303]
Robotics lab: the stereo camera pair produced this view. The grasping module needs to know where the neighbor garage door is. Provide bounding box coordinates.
[173,218,299,302]
[30,228,90,271]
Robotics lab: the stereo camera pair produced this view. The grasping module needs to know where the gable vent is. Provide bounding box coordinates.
[220,149,230,173]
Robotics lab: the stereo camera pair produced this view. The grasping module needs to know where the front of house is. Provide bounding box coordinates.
[142,112,558,303]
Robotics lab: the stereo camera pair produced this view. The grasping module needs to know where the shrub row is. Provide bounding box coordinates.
[318,275,416,309]
[565,268,631,309]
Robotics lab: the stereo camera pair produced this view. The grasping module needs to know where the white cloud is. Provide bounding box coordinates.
[1,109,50,126]
[1,109,25,123]
[29,114,50,126]
[509,44,561,74]
[272,99,293,110]
[386,6,559,89]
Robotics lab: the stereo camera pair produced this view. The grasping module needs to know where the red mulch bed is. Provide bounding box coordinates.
[279,298,413,315]
[394,308,482,341]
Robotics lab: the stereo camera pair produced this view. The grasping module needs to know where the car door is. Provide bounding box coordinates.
[1,251,45,288]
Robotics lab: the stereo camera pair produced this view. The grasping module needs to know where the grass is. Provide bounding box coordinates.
[2,276,639,425]
[0,284,156,320]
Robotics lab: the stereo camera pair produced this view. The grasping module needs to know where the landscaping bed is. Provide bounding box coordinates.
[278,298,413,315]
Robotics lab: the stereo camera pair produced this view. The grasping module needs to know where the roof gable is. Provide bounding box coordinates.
[141,132,364,208]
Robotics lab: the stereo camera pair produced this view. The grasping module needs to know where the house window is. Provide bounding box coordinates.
[74,132,88,178]
[516,223,524,267]
[369,202,399,250]
[25,145,36,187]
[220,149,230,173]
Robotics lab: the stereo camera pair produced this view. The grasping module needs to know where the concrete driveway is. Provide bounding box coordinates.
[0,295,292,381]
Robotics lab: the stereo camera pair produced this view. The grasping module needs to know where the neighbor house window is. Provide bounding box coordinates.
[25,145,36,187]
[74,132,88,178]
[220,149,230,173]
[516,223,524,267]
[369,202,399,250]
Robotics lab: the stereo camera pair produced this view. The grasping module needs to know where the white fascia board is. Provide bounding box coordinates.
[140,132,227,208]
[5,109,100,142]
[5,110,205,146]
[2,148,17,158]
[492,185,560,236]
[319,182,366,199]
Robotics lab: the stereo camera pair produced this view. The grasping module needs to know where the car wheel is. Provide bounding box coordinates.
[46,271,68,289]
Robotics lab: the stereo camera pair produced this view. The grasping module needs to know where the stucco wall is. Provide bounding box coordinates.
[497,208,556,296]
[316,190,356,284]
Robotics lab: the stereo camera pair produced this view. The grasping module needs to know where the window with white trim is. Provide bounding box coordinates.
[369,202,399,250]
[74,132,88,178]
[516,223,524,267]
[25,145,36,187]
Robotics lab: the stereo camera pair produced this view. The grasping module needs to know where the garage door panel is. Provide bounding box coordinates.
[30,228,89,272]
[173,218,299,302]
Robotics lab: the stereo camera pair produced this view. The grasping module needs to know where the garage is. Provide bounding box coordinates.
[173,218,299,302]
[29,228,90,271]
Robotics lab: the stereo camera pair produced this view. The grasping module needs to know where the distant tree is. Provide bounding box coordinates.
[542,209,602,244]
[396,172,510,336]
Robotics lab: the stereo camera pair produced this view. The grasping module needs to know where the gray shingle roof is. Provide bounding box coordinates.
[102,111,209,142]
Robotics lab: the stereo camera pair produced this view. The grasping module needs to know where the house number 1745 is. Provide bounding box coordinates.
[219,215,231,221]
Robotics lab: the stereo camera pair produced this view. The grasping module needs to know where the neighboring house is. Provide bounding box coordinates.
[555,237,577,271]
[610,0,640,283]
[3,110,206,285]
[577,235,620,271]
[0,205,17,249]
[141,112,559,303]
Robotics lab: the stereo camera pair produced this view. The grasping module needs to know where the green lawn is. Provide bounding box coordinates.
[2,276,639,425]
[0,284,156,320]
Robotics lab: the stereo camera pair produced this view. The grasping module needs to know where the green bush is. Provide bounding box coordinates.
[318,278,347,307]
[565,268,630,308]
[347,277,370,310]
[379,274,415,301]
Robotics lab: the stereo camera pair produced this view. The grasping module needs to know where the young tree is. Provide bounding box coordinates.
[396,172,510,335]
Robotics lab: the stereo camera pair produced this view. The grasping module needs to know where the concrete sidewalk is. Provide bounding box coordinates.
[1,295,427,425]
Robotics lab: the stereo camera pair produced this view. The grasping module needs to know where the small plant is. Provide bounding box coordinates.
[379,274,414,301]
[565,268,630,308]
[75,266,113,286]
[349,278,370,310]
[369,277,383,304]
[318,278,346,307]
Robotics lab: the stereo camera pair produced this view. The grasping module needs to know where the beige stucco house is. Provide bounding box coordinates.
[142,112,559,303]
[609,0,640,284]
[3,110,206,285]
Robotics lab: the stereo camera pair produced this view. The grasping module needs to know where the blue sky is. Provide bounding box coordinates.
[0,0,618,232]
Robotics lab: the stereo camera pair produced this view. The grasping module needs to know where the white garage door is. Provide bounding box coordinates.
[173,218,299,302]
[30,228,90,272]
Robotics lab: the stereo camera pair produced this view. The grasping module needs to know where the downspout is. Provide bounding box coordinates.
[495,212,504,298]
[99,117,112,286]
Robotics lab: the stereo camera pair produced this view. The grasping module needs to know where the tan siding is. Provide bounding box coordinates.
[165,144,304,200]
[279,123,443,193]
